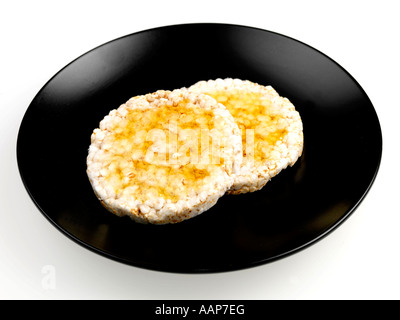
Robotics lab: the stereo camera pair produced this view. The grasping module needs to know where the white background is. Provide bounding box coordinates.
[1,0,399,300]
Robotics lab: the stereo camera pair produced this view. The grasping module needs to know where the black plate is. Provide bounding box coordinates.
[17,23,382,273]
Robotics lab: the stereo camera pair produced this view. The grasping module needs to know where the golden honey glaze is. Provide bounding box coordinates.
[206,90,288,165]
[100,99,228,202]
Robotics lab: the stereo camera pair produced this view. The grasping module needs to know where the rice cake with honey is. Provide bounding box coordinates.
[188,78,303,194]
[86,89,242,224]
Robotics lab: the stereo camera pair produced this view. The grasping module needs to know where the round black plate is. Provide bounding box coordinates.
[17,23,382,273]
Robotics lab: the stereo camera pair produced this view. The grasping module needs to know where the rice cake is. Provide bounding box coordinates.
[86,89,242,224]
[188,78,303,194]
